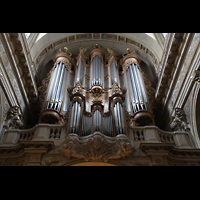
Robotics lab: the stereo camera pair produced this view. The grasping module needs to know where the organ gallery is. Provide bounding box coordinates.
[0,33,200,166]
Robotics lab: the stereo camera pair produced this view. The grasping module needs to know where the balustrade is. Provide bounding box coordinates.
[0,124,193,149]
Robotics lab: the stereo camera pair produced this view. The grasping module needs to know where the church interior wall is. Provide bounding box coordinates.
[1,33,200,166]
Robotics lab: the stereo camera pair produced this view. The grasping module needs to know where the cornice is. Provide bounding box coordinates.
[140,142,200,158]
[0,140,54,158]
[6,33,38,103]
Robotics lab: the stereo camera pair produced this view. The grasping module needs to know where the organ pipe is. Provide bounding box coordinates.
[39,46,154,132]
[126,62,149,113]
[58,67,68,112]
[92,55,103,86]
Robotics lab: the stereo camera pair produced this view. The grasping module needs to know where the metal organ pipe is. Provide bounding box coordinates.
[50,62,62,109]
[54,63,65,110]
[46,67,56,109]
[135,64,148,110]
[127,68,137,112]
[72,102,77,133]
[111,60,118,85]
[132,64,144,110]
[46,63,60,109]
[69,101,81,134]
[114,105,119,135]
[70,103,75,133]
[129,64,140,112]
[76,59,84,84]
[119,103,125,134]
[116,102,122,134]
[58,67,68,112]
[126,62,149,114]
[92,55,102,86]
[76,103,81,135]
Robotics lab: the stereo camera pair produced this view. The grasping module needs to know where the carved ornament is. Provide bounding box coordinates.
[106,47,118,66]
[139,69,155,114]
[53,47,74,69]
[75,46,88,65]
[169,108,189,132]
[120,49,141,69]
[89,44,104,62]
[60,132,134,162]
[91,85,103,97]
[4,105,24,129]
[38,69,52,111]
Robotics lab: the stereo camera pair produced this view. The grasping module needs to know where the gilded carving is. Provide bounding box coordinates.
[72,82,82,94]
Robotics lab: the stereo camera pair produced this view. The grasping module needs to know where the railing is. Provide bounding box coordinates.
[0,124,193,149]
[128,126,192,148]
[49,127,62,139]
[0,124,66,145]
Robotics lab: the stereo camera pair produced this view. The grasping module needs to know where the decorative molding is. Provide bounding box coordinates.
[60,132,134,162]
[34,33,159,71]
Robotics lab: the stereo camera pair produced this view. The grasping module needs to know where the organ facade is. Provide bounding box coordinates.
[38,44,155,138]
[1,33,200,166]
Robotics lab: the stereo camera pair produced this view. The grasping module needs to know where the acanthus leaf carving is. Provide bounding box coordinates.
[38,69,53,111]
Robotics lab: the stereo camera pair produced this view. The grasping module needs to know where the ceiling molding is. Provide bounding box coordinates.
[33,33,160,73]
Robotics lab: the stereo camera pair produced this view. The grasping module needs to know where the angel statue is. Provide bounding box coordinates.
[3,105,24,129]
[106,47,115,54]
[79,46,88,54]
[169,107,189,131]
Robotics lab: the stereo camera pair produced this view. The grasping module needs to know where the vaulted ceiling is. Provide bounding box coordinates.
[28,33,166,88]
[30,33,164,62]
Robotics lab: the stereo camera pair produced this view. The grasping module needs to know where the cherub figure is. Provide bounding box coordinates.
[108,139,133,160]
[61,138,85,160]
[79,46,88,54]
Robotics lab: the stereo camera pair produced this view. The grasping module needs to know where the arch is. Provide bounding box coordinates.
[54,158,127,166]
[31,33,162,62]
[71,162,116,166]
[34,34,159,91]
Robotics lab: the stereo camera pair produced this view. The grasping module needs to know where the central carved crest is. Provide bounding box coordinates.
[60,132,134,162]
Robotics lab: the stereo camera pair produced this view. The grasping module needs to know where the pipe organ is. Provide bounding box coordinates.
[39,44,155,136]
